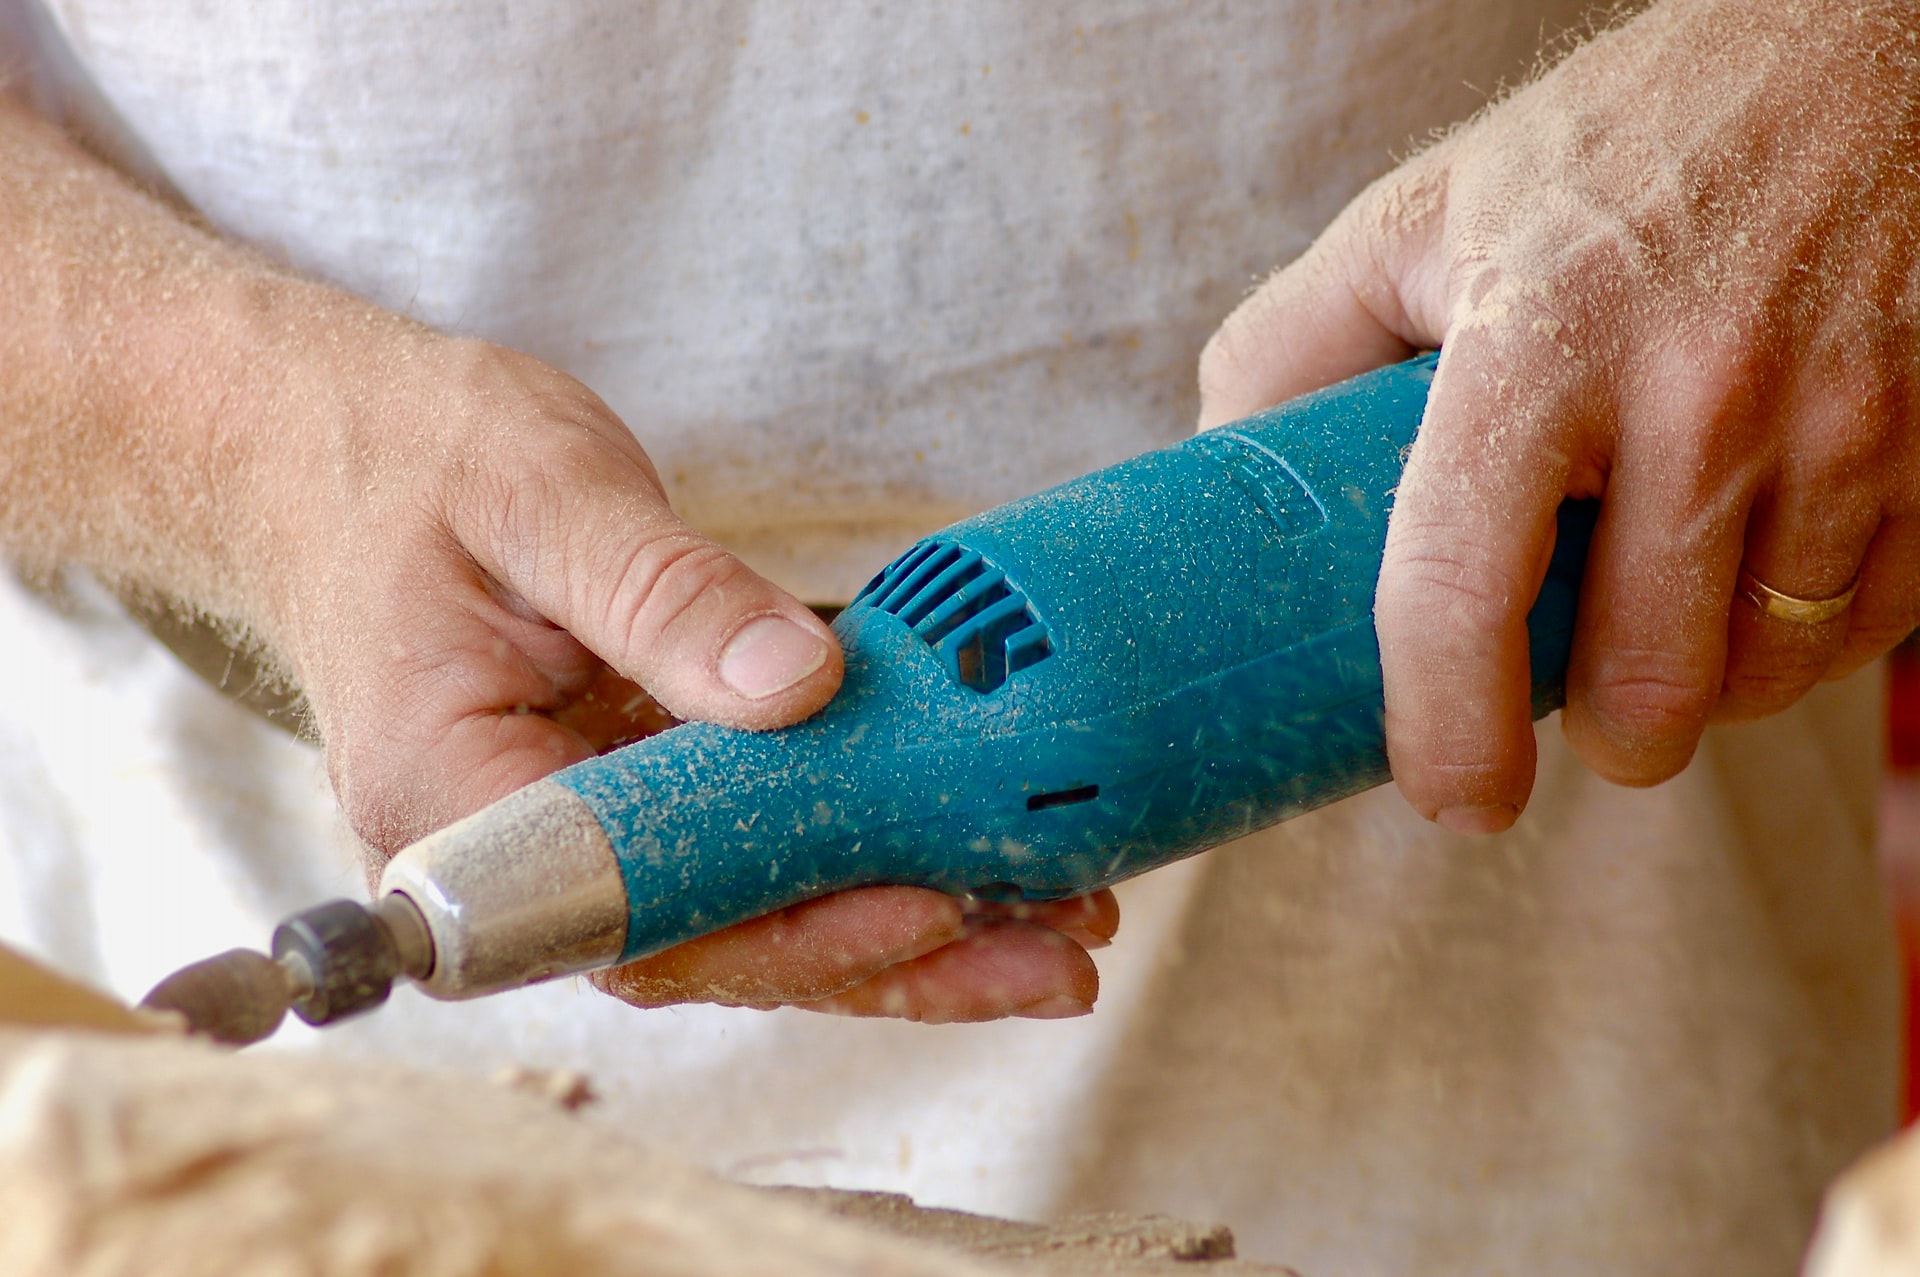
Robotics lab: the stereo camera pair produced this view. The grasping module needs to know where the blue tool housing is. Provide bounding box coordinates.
[553,355,1598,961]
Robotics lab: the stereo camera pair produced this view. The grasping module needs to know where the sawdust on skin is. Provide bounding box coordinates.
[1394,0,1920,790]
[1198,0,1920,819]
[0,83,783,862]
[0,89,408,684]
[1325,0,1920,578]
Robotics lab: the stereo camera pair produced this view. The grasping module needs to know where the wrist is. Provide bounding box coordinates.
[0,98,433,656]
[164,271,447,664]
[82,260,389,638]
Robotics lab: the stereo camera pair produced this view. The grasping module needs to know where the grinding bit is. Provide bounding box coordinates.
[141,947,295,1046]
[142,895,434,1046]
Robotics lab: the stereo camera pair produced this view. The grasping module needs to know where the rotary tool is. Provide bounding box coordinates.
[144,354,1597,1044]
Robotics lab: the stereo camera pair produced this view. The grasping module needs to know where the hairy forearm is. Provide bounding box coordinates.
[0,93,418,641]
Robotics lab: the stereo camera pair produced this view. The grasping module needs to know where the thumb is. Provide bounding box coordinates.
[463,422,843,734]
[1197,158,1448,428]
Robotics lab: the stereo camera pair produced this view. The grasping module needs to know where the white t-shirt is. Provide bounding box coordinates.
[0,4,1897,1274]
[9,0,1599,598]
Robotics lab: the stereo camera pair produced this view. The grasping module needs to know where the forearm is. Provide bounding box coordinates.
[0,92,417,642]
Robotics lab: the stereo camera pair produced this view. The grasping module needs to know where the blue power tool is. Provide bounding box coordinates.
[143,355,1596,1041]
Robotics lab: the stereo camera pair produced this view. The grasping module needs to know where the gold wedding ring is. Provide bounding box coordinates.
[1735,567,1859,625]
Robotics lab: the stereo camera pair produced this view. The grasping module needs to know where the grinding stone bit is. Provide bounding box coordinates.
[141,896,434,1046]
[141,947,297,1046]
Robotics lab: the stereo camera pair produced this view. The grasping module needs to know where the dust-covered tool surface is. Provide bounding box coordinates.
[145,359,1596,1048]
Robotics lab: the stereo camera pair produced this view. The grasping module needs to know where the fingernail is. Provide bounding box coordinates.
[1017,994,1092,1020]
[718,615,829,699]
[1435,804,1518,836]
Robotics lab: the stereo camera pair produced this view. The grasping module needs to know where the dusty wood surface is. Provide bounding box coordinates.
[0,943,1300,1276]
[784,1188,1299,1275]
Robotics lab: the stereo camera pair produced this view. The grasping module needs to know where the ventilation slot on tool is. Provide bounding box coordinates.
[854,540,1053,692]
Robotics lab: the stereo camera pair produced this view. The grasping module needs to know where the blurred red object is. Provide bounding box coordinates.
[1893,638,1920,770]
[1886,636,1920,1123]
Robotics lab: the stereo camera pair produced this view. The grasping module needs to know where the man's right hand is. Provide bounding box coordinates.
[1196,0,1920,833]
[266,334,1116,1023]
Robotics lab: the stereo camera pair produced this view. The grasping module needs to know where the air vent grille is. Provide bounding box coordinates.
[854,541,1053,692]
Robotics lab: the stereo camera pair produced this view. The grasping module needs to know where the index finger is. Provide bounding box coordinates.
[1377,331,1593,832]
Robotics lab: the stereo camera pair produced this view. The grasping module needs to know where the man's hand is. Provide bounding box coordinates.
[0,94,1113,1022]
[266,336,1114,1021]
[1199,0,1920,832]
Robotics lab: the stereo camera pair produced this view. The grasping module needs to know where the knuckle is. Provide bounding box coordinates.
[480,445,565,548]
[470,432,603,557]
[1835,614,1912,660]
[608,531,754,649]
[1413,756,1521,810]
[1490,215,1633,314]
[442,338,618,425]
[438,359,658,546]
[1377,535,1527,641]
[1837,612,1914,668]
[1197,287,1285,414]
[1790,429,1893,501]
[1195,318,1245,407]
[475,433,668,579]
[1721,652,1826,708]
[1348,156,1446,257]
[1642,334,1756,426]
[1582,649,1718,748]
[1346,165,1443,298]
[1377,572,1506,651]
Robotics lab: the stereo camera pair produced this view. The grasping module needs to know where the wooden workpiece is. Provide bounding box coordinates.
[0,943,1296,1276]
